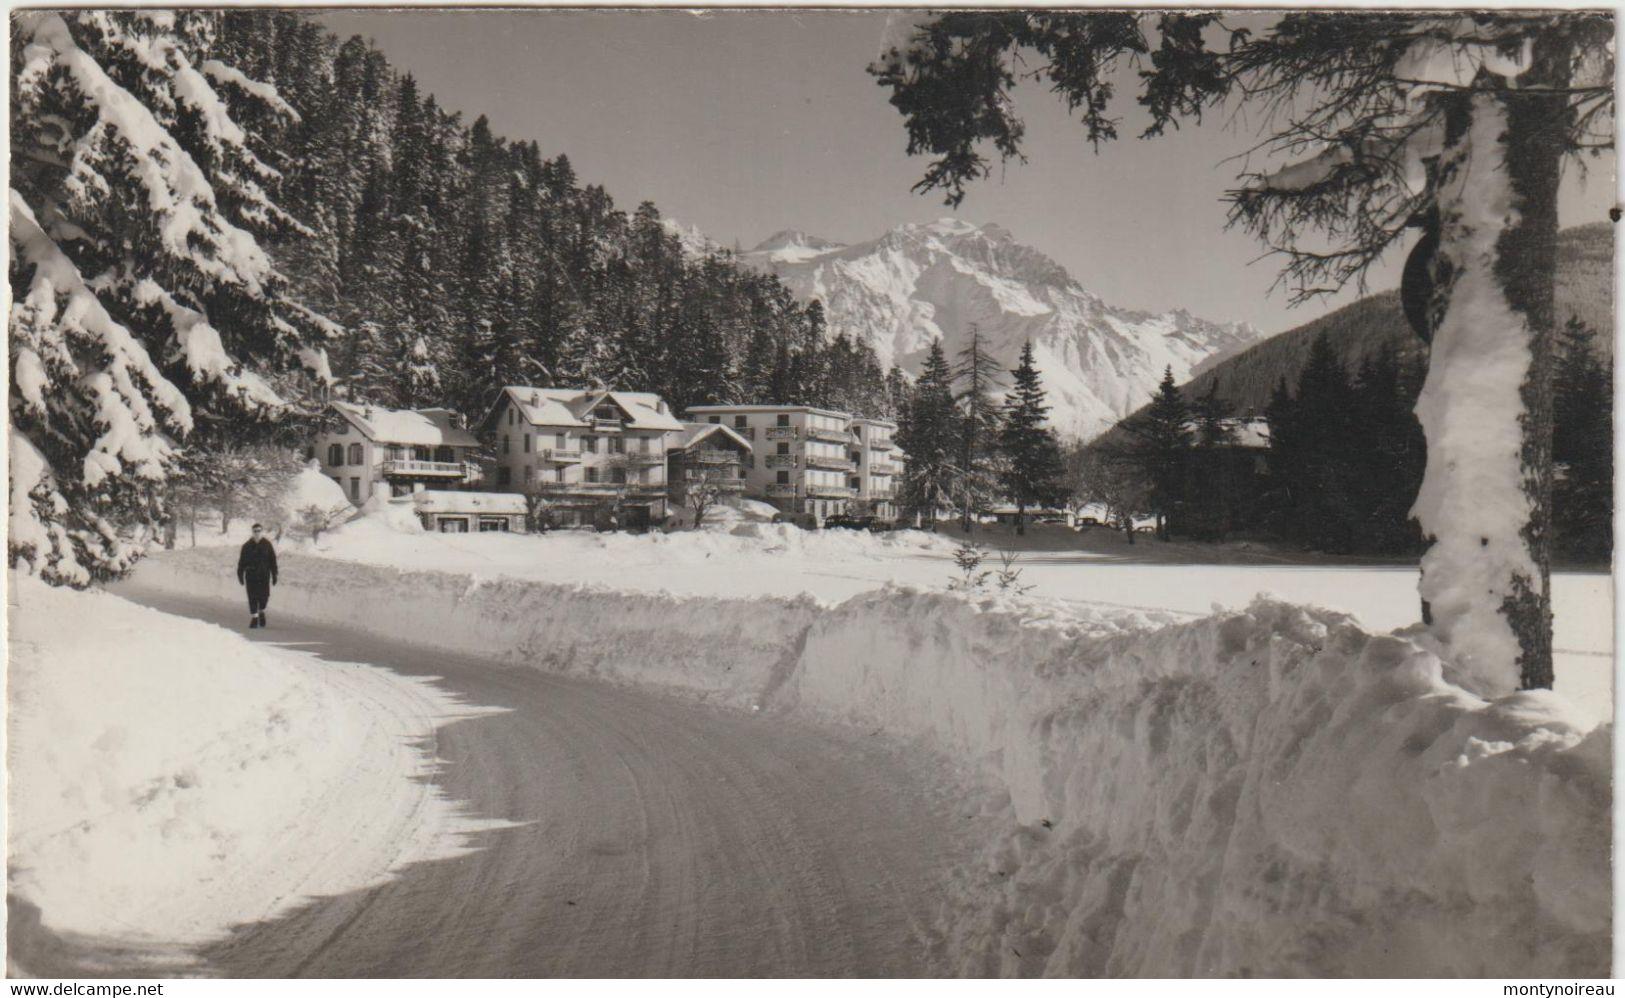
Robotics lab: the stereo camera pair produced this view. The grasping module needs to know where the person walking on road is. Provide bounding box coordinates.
[237,523,278,629]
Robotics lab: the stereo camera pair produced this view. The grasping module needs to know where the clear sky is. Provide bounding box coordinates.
[321,9,1616,336]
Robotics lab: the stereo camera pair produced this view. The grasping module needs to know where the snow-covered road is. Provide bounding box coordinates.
[106,581,976,977]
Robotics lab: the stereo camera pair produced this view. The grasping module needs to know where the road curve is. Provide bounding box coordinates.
[107,580,973,977]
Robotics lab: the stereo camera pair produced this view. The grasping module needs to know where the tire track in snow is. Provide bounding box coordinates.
[112,581,973,977]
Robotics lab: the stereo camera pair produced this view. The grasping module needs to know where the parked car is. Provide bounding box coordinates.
[1075,517,1100,530]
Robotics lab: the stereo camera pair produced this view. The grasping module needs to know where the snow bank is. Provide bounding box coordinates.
[135,549,821,705]
[281,462,349,515]
[130,550,1611,976]
[7,574,506,968]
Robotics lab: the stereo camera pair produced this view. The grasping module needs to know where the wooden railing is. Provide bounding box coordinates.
[381,459,475,478]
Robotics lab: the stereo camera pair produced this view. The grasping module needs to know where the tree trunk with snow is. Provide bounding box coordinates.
[1413,46,1571,694]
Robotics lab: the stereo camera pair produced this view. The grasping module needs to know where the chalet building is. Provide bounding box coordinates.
[313,401,483,506]
[666,422,752,516]
[483,386,684,528]
[1170,415,1272,541]
[846,417,903,521]
[686,404,879,524]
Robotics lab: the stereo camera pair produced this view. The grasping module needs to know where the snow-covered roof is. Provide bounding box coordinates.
[490,386,684,432]
[676,422,754,452]
[332,401,481,448]
[411,490,527,515]
[685,403,850,421]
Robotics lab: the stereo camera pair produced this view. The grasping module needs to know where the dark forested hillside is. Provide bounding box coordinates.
[1090,223,1611,562]
[1181,223,1612,415]
[211,11,895,421]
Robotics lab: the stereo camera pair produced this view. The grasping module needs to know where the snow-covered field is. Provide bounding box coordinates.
[6,574,511,975]
[126,515,1613,976]
[287,517,1613,726]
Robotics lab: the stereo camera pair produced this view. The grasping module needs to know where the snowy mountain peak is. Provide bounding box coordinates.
[741,220,1265,441]
[750,229,846,264]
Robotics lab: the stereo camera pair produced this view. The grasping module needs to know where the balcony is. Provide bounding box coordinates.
[766,483,798,498]
[866,437,896,451]
[540,481,622,495]
[687,450,740,466]
[542,447,581,463]
[868,488,896,500]
[806,483,855,499]
[593,418,623,432]
[625,452,664,466]
[804,455,854,472]
[807,426,849,444]
[381,459,476,479]
[626,483,668,497]
[869,462,900,476]
[764,454,798,470]
[685,476,746,492]
[764,426,798,441]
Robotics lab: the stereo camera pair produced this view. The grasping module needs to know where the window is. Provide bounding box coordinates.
[524,465,533,483]
[524,434,531,454]
[734,415,747,428]
[507,408,513,426]
[347,443,363,465]
[503,435,510,454]
[849,477,861,490]
[776,471,790,485]
[638,435,650,453]
[497,467,511,486]
[413,446,431,461]
[585,467,599,483]
[611,467,626,484]
[609,437,625,454]
[304,446,316,461]
[776,442,789,455]
[435,446,454,463]
[556,432,566,449]
[776,414,790,427]
[479,518,509,533]
[555,467,565,483]
[583,436,598,454]
[349,477,361,502]
[850,451,862,464]
[328,444,343,466]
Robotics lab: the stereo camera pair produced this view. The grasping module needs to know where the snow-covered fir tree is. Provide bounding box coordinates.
[9,11,332,584]
[870,10,1614,694]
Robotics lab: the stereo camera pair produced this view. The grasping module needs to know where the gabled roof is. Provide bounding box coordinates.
[411,490,528,515]
[675,421,753,452]
[332,401,481,448]
[489,385,685,432]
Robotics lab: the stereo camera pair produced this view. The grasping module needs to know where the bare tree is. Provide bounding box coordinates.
[290,502,354,545]
[1070,447,1151,545]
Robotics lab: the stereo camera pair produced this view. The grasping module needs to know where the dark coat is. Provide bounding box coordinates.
[237,537,278,585]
